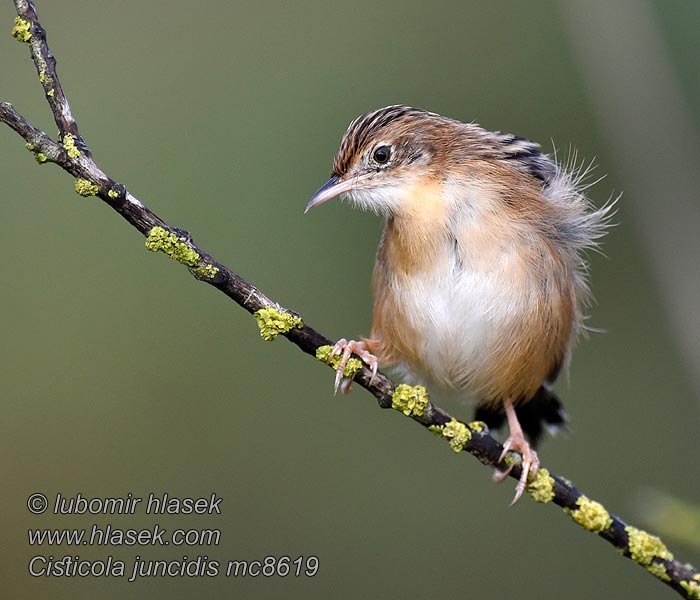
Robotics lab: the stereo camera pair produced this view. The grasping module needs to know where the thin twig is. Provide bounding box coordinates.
[2,2,698,598]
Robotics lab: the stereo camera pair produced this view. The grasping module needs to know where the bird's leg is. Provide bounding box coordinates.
[492,397,539,505]
[330,338,379,394]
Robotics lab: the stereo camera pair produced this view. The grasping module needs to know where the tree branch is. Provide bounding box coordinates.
[3,2,698,597]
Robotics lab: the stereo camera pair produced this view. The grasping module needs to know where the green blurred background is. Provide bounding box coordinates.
[1,1,699,598]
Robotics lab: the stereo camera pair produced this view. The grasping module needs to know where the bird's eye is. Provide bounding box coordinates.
[372,145,392,165]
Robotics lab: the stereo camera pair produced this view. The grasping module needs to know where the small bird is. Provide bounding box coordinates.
[305,105,612,503]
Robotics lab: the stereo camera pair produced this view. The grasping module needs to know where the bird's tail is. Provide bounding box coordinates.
[473,386,568,449]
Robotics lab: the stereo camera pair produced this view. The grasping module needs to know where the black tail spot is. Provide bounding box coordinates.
[474,387,568,449]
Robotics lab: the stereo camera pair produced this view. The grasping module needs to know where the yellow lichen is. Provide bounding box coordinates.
[39,70,53,85]
[62,133,81,158]
[108,189,120,199]
[315,345,334,363]
[526,468,555,504]
[681,580,700,599]
[341,358,363,378]
[194,263,219,279]
[315,345,363,378]
[468,420,486,433]
[47,88,54,97]
[441,418,471,452]
[645,561,671,582]
[625,526,673,566]
[254,307,303,341]
[564,496,613,533]
[11,17,31,42]
[144,226,200,267]
[391,384,429,418]
[503,451,521,469]
[24,142,48,164]
[427,424,444,437]
[74,178,98,196]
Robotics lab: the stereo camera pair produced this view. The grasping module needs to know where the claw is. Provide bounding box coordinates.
[329,338,379,395]
[492,461,514,484]
[493,398,540,505]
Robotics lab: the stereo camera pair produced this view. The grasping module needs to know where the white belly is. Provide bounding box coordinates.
[395,255,531,398]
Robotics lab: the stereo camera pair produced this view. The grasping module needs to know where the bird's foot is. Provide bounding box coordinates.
[493,432,539,505]
[330,338,379,394]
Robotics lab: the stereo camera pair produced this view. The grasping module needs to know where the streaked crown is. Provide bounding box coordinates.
[306,105,563,214]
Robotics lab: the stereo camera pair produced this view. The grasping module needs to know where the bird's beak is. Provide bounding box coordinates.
[305,175,353,213]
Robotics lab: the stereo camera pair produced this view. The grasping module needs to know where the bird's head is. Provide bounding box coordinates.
[305,105,452,215]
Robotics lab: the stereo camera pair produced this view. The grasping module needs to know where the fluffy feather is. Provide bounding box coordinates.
[314,105,613,443]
